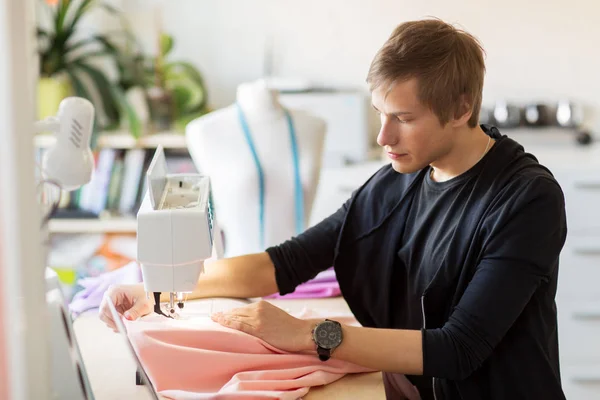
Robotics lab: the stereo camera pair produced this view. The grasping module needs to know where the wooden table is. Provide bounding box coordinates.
[72,297,385,399]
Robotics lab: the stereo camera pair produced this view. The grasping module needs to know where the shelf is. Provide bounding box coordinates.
[48,217,137,233]
[35,130,188,149]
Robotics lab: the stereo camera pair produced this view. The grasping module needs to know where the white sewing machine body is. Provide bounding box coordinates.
[137,145,215,295]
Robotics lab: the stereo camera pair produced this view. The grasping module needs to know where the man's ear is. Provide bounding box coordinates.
[451,97,473,128]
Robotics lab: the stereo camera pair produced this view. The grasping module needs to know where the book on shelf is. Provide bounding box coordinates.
[36,146,197,224]
[118,148,146,215]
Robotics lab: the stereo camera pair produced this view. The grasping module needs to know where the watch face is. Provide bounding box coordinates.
[313,321,342,350]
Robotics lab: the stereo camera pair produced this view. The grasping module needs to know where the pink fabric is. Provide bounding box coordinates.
[124,309,374,399]
[264,269,341,300]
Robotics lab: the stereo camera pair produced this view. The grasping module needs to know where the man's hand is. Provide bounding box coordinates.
[99,284,154,332]
[211,300,316,353]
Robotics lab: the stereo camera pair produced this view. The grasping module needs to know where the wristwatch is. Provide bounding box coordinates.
[311,319,343,361]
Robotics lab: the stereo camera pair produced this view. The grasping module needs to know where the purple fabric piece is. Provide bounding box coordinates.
[265,268,341,299]
[69,261,142,316]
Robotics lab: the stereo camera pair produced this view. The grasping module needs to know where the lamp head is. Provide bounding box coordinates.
[41,97,95,191]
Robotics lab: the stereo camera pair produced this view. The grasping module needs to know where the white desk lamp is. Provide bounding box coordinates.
[36,96,95,191]
[35,96,97,400]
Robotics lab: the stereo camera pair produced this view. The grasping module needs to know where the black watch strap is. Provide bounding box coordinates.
[317,346,331,361]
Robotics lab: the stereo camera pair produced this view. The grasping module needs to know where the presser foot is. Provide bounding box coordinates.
[152,292,183,319]
[160,304,181,319]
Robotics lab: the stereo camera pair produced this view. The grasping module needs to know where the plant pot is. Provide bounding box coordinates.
[147,86,175,132]
[37,75,73,121]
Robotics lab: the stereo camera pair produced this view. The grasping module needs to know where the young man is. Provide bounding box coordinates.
[100,19,567,399]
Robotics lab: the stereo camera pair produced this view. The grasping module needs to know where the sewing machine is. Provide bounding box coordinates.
[32,99,222,399]
[137,145,223,317]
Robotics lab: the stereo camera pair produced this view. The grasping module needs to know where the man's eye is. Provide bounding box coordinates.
[397,117,409,123]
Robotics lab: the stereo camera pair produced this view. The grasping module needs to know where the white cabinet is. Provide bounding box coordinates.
[557,236,600,301]
[561,365,600,399]
[557,300,600,363]
[558,172,600,235]
[515,141,600,400]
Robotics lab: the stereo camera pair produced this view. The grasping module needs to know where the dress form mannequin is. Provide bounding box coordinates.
[185,79,326,257]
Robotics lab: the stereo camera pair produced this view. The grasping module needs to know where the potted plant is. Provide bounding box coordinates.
[145,32,210,133]
[37,0,142,138]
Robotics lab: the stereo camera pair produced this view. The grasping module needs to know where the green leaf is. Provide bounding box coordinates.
[109,86,142,138]
[36,29,52,57]
[160,33,174,58]
[65,34,117,57]
[55,0,72,35]
[63,36,95,55]
[72,61,120,126]
[42,47,67,76]
[164,61,208,112]
[171,86,192,117]
[66,68,92,99]
[37,28,50,38]
[93,35,119,53]
[67,0,95,33]
[54,11,77,56]
[68,50,110,64]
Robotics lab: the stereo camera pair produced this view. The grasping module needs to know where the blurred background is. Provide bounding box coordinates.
[131,0,599,134]
[36,0,600,143]
[11,1,600,398]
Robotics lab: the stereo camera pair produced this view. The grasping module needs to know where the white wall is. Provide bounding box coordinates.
[123,0,600,138]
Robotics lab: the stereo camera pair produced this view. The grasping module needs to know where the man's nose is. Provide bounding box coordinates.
[377,118,397,147]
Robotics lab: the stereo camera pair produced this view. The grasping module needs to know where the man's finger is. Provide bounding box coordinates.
[222,308,252,317]
[212,313,255,332]
[99,310,111,324]
[222,318,254,333]
[99,310,117,331]
[227,314,256,327]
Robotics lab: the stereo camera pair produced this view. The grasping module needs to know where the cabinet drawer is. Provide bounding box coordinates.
[561,364,600,400]
[557,236,600,300]
[562,176,600,234]
[557,301,600,363]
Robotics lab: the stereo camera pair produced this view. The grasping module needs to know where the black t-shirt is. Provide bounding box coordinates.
[394,163,486,398]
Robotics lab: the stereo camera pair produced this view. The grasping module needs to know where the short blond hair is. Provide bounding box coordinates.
[367,19,486,128]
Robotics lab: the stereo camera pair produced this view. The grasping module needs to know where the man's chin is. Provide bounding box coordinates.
[390,160,421,174]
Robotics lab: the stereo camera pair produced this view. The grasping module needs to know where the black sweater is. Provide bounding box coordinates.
[266,125,568,399]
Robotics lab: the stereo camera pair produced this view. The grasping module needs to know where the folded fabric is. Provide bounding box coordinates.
[69,261,142,317]
[264,268,341,300]
[124,308,374,399]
